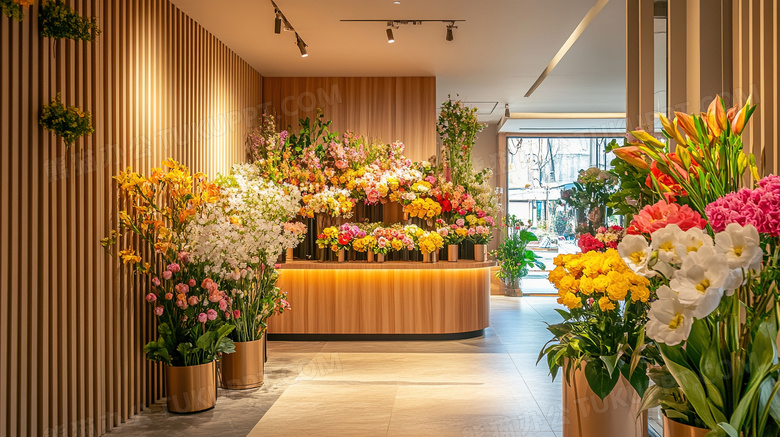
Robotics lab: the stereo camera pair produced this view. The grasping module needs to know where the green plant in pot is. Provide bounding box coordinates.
[101,158,235,413]
[493,215,545,296]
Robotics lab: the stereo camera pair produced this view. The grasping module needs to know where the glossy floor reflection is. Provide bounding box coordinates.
[107,296,567,437]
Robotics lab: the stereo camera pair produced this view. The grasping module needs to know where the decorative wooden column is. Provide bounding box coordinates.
[626,0,655,132]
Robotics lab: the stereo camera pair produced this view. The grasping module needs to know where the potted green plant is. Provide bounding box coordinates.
[39,93,95,149]
[102,159,235,413]
[493,215,545,296]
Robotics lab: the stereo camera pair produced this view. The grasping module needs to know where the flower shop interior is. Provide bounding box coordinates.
[2,0,780,436]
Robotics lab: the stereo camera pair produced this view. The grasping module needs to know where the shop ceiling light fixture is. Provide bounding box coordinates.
[341,19,465,42]
[270,0,308,57]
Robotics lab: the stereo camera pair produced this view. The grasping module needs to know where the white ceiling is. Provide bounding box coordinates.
[171,0,627,126]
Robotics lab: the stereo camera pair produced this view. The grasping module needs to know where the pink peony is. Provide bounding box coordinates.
[154,306,164,316]
[145,293,157,303]
[219,299,228,311]
[152,277,161,287]
[161,271,173,280]
[628,200,706,234]
[165,292,173,300]
[705,175,780,235]
[207,309,218,321]
[197,313,208,323]
[167,263,180,273]
[188,279,196,287]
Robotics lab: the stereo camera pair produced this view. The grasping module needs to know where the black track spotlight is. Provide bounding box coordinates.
[386,22,395,43]
[274,11,282,34]
[446,22,455,41]
[296,34,308,57]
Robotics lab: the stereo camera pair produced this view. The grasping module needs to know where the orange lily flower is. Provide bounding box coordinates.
[659,113,687,145]
[613,146,649,170]
[630,130,665,149]
[731,97,751,135]
[706,95,727,136]
[674,112,700,142]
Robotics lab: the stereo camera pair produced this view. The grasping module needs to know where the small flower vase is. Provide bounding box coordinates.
[338,249,346,263]
[474,244,487,262]
[367,250,374,263]
[504,277,523,297]
[447,245,459,262]
[376,253,386,263]
[403,212,409,221]
[286,248,294,263]
[422,252,432,263]
[662,415,709,437]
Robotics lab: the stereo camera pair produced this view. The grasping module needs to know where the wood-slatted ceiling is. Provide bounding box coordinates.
[0,0,263,435]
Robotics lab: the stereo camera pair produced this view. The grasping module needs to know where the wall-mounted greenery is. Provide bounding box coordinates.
[40,93,95,149]
[1,0,33,21]
[39,0,100,41]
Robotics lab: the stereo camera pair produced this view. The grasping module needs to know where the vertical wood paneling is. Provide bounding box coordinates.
[0,0,263,435]
[732,0,779,176]
[263,77,436,163]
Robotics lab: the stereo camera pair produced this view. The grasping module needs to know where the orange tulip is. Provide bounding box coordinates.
[630,130,665,149]
[706,96,727,136]
[613,146,649,170]
[674,112,700,142]
[659,113,687,145]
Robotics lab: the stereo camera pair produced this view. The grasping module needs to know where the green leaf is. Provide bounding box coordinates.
[729,318,777,430]
[758,377,780,423]
[600,354,620,378]
[660,345,717,429]
[648,366,679,389]
[619,360,649,398]
[195,330,216,351]
[716,422,738,437]
[686,318,710,367]
[584,361,620,401]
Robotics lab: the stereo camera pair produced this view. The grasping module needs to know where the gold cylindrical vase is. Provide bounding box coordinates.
[562,364,647,437]
[338,249,345,263]
[448,245,459,262]
[285,248,294,263]
[367,250,374,263]
[376,253,385,263]
[474,244,487,262]
[662,415,709,437]
[221,338,265,389]
[165,361,217,413]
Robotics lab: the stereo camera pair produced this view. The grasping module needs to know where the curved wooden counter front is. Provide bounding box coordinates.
[267,260,494,337]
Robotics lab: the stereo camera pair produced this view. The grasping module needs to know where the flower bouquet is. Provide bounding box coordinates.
[577,225,625,253]
[102,159,234,412]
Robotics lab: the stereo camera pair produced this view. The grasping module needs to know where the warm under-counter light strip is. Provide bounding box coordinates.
[524,0,610,97]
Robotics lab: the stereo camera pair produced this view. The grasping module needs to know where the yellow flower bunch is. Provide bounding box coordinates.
[352,235,376,252]
[548,249,650,311]
[404,198,442,220]
[417,231,444,255]
[411,180,432,194]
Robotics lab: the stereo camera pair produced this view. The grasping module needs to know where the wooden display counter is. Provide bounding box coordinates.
[267,260,495,338]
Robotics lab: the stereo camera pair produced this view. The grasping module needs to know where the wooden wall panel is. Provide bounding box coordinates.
[732,0,779,177]
[263,77,437,163]
[0,1,263,435]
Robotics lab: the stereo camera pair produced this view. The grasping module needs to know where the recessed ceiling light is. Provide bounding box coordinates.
[393,1,401,4]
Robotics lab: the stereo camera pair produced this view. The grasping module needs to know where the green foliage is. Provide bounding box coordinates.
[561,166,617,234]
[1,0,27,21]
[145,322,235,367]
[39,0,101,42]
[286,108,338,155]
[493,214,545,284]
[606,139,655,222]
[437,95,485,187]
[39,92,94,149]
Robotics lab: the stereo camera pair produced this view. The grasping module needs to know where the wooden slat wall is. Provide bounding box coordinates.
[263,77,437,163]
[732,0,779,177]
[0,1,263,435]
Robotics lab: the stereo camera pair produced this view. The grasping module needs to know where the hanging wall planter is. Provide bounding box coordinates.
[40,93,95,149]
[39,0,101,41]
[1,0,33,21]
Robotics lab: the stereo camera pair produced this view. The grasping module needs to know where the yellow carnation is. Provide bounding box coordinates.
[559,292,581,309]
[598,296,616,312]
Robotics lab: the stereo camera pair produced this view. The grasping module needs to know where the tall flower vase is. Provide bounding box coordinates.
[285,248,294,263]
[221,337,265,389]
[504,277,522,297]
[338,249,346,263]
[165,361,217,413]
[422,252,438,263]
[448,245,459,262]
[367,250,374,263]
[474,244,487,262]
[562,364,647,437]
[662,415,709,437]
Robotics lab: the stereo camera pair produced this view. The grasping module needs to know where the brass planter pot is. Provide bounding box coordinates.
[422,251,438,263]
[221,337,265,390]
[286,248,294,263]
[367,250,374,263]
[448,245,459,262]
[562,364,647,437]
[474,244,487,262]
[662,415,709,437]
[338,249,346,263]
[165,361,217,414]
[376,253,385,263]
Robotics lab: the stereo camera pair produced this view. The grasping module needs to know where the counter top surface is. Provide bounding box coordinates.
[279,260,496,270]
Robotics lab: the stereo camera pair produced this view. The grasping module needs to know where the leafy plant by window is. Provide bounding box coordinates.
[40,93,95,149]
[39,0,101,42]
[493,214,545,285]
[1,0,32,21]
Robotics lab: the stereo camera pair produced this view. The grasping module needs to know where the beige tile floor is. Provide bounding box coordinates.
[106,297,607,437]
